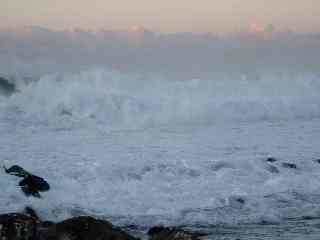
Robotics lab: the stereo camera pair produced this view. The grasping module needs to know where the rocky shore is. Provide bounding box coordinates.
[1,157,306,240]
[0,207,206,240]
[1,165,207,240]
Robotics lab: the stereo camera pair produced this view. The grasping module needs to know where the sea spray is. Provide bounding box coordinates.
[2,68,320,129]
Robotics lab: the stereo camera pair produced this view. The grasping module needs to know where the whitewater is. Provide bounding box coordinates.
[1,68,320,239]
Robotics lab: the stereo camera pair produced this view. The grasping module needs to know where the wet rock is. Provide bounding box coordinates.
[302,215,317,220]
[266,157,277,163]
[24,206,40,220]
[4,165,29,178]
[1,208,139,240]
[19,175,50,198]
[0,77,16,96]
[38,216,139,240]
[281,163,297,169]
[23,207,55,232]
[314,159,320,164]
[148,226,206,240]
[39,221,55,228]
[258,220,278,225]
[21,185,41,198]
[234,198,245,204]
[0,212,37,240]
[4,165,50,198]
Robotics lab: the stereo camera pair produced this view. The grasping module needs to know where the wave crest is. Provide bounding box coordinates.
[3,69,320,128]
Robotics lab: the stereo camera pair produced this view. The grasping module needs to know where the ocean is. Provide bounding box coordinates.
[0,68,320,239]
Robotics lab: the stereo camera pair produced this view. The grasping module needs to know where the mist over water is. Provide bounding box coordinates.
[1,26,320,78]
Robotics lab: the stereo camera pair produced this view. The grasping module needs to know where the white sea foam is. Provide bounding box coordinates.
[0,68,320,227]
[0,117,320,226]
[2,68,320,129]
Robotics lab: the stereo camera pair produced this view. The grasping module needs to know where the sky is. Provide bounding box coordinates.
[1,0,320,33]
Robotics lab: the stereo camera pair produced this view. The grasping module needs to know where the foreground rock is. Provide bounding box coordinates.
[148,226,206,240]
[38,216,140,240]
[0,210,208,240]
[0,207,208,240]
[0,212,37,240]
[4,165,50,198]
[0,208,139,240]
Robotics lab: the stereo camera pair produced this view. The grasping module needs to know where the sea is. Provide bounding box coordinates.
[0,68,320,239]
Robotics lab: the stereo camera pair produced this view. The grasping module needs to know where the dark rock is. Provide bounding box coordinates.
[0,77,16,96]
[39,221,55,228]
[19,175,50,192]
[314,159,320,164]
[0,213,37,240]
[4,165,50,198]
[20,184,42,198]
[147,226,206,240]
[0,208,139,240]
[266,157,277,163]
[4,165,29,178]
[24,207,40,221]
[148,226,166,236]
[266,165,280,174]
[38,221,55,231]
[302,216,317,220]
[281,163,297,169]
[37,216,139,240]
[235,198,245,204]
[23,207,55,231]
[258,220,277,225]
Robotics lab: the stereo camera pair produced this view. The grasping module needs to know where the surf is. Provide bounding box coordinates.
[2,69,320,129]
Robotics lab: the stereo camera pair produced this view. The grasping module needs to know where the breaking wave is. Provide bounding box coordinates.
[2,68,320,128]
